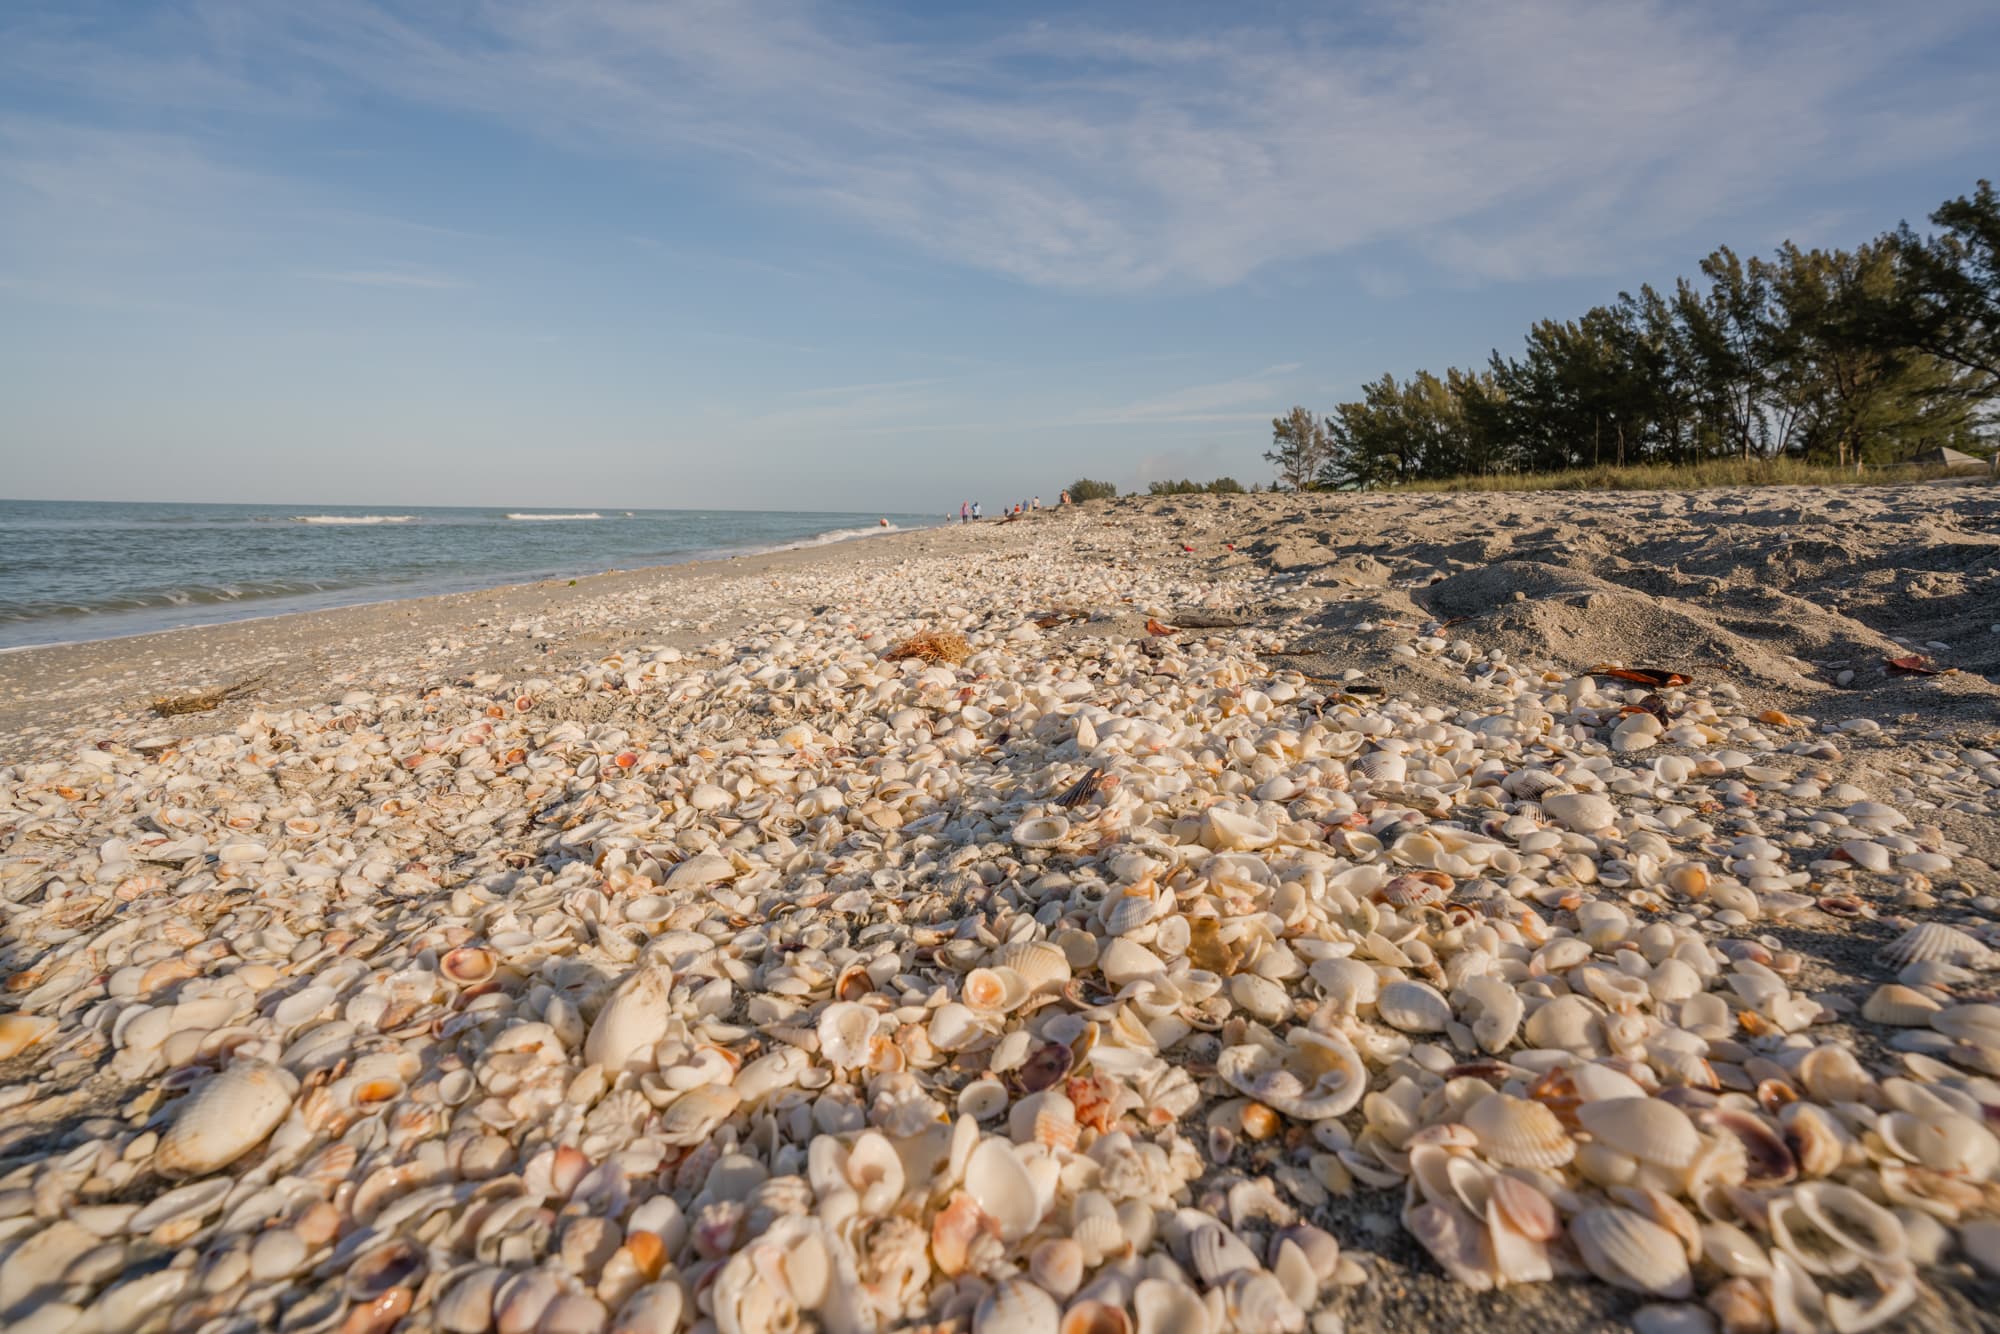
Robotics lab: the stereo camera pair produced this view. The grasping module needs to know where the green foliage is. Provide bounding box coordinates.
[1066,479,1118,502]
[1145,477,1247,494]
[1292,180,1997,490]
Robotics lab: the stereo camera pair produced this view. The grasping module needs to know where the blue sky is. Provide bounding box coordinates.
[3,1,1998,511]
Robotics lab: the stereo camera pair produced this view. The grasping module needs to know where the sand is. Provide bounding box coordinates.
[4,482,2000,1331]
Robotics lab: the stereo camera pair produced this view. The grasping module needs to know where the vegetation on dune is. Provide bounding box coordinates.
[1066,478,1119,502]
[1374,459,1977,494]
[1267,181,2000,490]
[1146,477,1246,495]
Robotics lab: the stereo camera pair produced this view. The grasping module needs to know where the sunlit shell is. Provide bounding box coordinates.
[1465,1094,1576,1169]
[1883,923,1993,968]
[439,946,496,986]
[584,966,672,1074]
[964,1139,1040,1242]
[817,1001,879,1071]
[1569,1207,1693,1298]
[1794,1182,1907,1265]
[1215,1030,1366,1120]
[0,1013,57,1060]
[1861,984,1941,1027]
[1576,1098,1699,1169]
[993,940,1073,992]
[1012,816,1071,850]
[964,966,1031,1016]
[1376,980,1452,1033]
[154,1060,298,1178]
[1542,792,1616,833]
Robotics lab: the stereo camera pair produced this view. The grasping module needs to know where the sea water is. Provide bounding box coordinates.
[0,500,935,650]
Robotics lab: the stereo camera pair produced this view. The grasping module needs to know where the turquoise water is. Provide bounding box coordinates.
[0,500,936,649]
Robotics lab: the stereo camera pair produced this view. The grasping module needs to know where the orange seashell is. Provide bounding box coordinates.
[355,1078,401,1105]
[504,748,527,765]
[930,1191,993,1276]
[514,696,534,712]
[624,1230,666,1280]
[614,751,639,769]
[485,704,506,718]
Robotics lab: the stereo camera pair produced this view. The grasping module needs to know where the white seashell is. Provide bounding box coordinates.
[959,1078,1009,1121]
[1028,1237,1085,1300]
[817,1001,879,1071]
[1012,816,1071,849]
[964,966,1031,1015]
[994,940,1073,992]
[1133,1276,1211,1334]
[1861,984,1940,1027]
[1376,979,1452,1033]
[154,1060,297,1178]
[1576,1098,1700,1169]
[965,1138,1040,1241]
[1793,1182,1906,1265]
[1502,767,1571,800]
[1200,807,1276,851]
[1216,1030,1366,1120]
[1098,939,1166,989]
[929,1002,985,1051]
[1569,1207,1693,1298]
[663,850,735,890]
[1542,792,1616,833]
[1882,922,1993,968]
[1465,1094,1575,1169]
[1354,751,1408,785]
[1930,1003,2000,1047]
[585,967,672,1074]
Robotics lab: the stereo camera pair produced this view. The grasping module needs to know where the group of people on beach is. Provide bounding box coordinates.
[957,491,1068,523]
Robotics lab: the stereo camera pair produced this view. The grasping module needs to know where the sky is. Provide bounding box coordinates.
[3,1,1998,512]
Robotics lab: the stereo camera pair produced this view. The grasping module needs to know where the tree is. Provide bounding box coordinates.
[1067,479,1117,502]
[1878,180,2000,418]
[1265,406,1331,488]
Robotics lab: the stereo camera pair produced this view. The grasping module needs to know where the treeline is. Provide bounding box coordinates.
[1063,477,1254,500]
[1268,181,2000,488]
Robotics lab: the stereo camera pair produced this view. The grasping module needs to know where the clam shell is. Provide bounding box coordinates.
[1542,792,1616,833]
[1133,1277,1211,1334]
[1861,984,1940,1027]
[964,966,1031,1016]
[584,967,672,1074]
[816,1001,878,1071]
[1012,816,1071,850]
[1215,1030,1366,1120]
[1376,980,1452,1033]
[154,1060,298,1178]
[965,1139,1040,1241]
[1569,1207,1693,1298]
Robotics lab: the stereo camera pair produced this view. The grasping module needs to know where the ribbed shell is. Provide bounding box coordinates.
[1883,922,1993,968]
[154,1060,298,1178]
[1465,1094,1576,1169]
[1569,1207,1694,1298]
[1576,1098,1700,1168]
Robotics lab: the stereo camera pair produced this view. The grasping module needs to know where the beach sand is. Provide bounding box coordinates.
[2,484,1999,1331]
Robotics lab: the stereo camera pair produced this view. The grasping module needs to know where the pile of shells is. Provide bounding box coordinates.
[1,540,1998,1334]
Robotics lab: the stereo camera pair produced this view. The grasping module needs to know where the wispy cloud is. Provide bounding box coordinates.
[1093,364,1302,423]
[5,0,1998,299]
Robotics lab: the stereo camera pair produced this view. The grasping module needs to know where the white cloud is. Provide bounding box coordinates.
[6,0,1998,295]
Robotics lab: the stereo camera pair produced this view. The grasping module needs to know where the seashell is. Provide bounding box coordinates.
[1796,1044,1871,1103]
[1060,1300,1132,1334]
[585,967,672,1074]
[657,1083,740,1146]
[1186,1222,1260,1284]
[1794,1182,1906,1265]
[1376,980,1452,1033]
[1930,1002,2000,1047]
[1861,984,1940,1027]
[1502,767,1571,800]
[1576,1098,1699,1169]
[1215,1030,1366,1120]
[1523,995,1601,1054]
[1489,1174,1561,1242]
[1703,1108,1796,1186]
[1883,922,1993,968]
[1013,816,1071,850]
[1569,1207,1693,1298]
[965,966,1032,1015]
[1133,1277,1211,1334]
[1542,792,1616,833]
[1354,751,1408,785]
[1029,1237,1085,1300]
[0,1013,56,1060]
[817,1001,879,1071]
[440,946,497,986]
[436,1267,506,1333]
[965,1138,1040,1241]
[1465,1093,1576,1169]
[995,940,1073,992]
[154,1060,298,1178]
[663,850,735,890]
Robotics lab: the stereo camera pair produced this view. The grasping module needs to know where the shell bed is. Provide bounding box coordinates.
[1,526,1998,1334]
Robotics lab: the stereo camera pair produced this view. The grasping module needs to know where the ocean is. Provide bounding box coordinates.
[0,500,938,650]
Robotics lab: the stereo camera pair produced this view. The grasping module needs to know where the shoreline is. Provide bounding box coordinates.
[0,517,935,656]
[2,485,1999,1331]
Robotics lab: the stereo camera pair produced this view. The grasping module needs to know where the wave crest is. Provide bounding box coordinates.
[505,512,602,521]
[293,514,417,525]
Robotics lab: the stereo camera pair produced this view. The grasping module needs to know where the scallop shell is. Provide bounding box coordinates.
[1861,984,1940,1027]
[1501,767,1571,800]
[1028,1237,1084,1300]
[1569,1207,1693,1298]
[1353,751,1408,784]
[974,1276,1060,1334]
[1465,1094,1576,1169]
[1576,1098,1700,1169]
[656,1084,740,1146]
[1376,980,1452,1033]
[993,940,1073,992]
[1883,923,1993,968]
[154,1060,298,1178]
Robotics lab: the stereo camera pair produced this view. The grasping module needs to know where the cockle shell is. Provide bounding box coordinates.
[1465,1094,1575,1169]
[1569,1207,1693,1298]
[585,967,672,1074]
[154,1060,298,1178]
[1542,792,1616,833]
[1576,1098,1699,1169]
[994,940,1073,992]
[1883,923,1993,968]
[1861,984,1940,1027]
[964,967,1031,1015]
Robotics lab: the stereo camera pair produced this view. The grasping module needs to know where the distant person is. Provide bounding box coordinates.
[1032,496,1041,511]
[972,501,982,520]
[960,501,969,524]
[1060,490,1071,506]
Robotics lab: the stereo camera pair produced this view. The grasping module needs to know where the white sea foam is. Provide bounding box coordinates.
[505,512,603,521]
[770,523,899,552]
[293,514,418,525]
